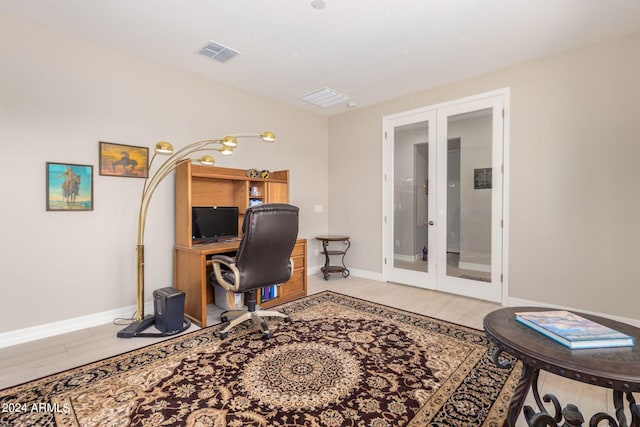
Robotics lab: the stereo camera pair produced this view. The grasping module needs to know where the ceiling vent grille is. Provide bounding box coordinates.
[300,87,350,107]
[198,41,240,63]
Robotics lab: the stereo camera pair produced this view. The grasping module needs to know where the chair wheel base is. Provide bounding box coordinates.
[220,316,228,323]
[220,332,229,340]
[284,317,292,323]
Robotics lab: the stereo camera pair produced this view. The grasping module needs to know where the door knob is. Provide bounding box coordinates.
[428,220,435,226]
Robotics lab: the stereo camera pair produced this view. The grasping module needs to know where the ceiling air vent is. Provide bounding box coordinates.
[198,40,240,63]
[300,87,350,107]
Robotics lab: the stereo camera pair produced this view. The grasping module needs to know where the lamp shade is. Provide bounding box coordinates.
[219,146,234,156]
[198,155,215,166]
[221,136,238,147]
[154,141,174,154]
[260,132,276,142]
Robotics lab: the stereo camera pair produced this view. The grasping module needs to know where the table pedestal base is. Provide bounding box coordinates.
[492,347,640,427]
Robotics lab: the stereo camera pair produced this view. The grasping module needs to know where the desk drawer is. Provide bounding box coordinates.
[291,240,305,258]
[291,255,304,272]
[279,269,305,298]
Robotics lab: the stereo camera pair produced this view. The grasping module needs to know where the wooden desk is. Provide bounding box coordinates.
[174,238,307,328]
[484,307,640,427]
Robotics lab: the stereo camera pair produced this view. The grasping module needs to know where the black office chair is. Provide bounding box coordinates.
[209,203,299,339]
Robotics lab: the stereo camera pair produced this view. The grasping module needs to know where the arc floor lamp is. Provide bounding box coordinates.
[117,132,276,338]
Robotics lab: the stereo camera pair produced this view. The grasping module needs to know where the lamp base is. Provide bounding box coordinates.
[117,315,155,338]
[116,315,191,338]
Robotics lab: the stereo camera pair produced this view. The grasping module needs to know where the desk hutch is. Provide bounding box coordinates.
[173,163,307,327]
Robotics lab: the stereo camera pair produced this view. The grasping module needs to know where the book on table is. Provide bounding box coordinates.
[515,310,635,350]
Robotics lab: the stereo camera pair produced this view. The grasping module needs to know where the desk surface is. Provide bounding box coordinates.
[484,307,640,392]
[175,240,242,255]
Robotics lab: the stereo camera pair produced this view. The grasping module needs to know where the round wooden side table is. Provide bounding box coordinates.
[315,235,350,280]
[484,307,640,427]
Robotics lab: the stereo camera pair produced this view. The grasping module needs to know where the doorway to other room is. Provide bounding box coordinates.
[382,89,509,303]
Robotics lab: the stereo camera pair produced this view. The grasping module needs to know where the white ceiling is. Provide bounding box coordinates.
[2,0,639,116]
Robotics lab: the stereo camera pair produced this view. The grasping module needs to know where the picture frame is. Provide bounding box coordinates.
[46,162,94,211]
[474,167,492,190]
[99,141,149,178]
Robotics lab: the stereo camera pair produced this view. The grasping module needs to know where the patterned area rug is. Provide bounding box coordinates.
[0,291,521,426]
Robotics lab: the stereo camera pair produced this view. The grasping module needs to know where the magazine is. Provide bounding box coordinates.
[515,310,635,350]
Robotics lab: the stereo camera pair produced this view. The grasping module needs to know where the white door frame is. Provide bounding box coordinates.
[382,88,510,304]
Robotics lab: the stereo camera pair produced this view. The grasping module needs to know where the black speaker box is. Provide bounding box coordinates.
[153,287,185,334]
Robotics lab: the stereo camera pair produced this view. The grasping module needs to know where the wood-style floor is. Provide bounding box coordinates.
[0,274,623,426]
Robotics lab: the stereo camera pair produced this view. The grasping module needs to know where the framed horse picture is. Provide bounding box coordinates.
[46,162,94,211]
[99,141,149,178]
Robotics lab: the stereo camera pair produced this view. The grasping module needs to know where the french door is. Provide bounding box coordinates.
[383,90,507,303]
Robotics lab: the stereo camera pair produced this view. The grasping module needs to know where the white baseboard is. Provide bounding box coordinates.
[308,265,383,282]
[0,301,153,349]
[349,268,384,281]
[393,254,417,262]
[458,261,491,273]
[0,266,340,349]
[311,267,640,328]
[5,274,635,349]
[508,297,640,328]
[307,265,322,275]
[0,266,337,348]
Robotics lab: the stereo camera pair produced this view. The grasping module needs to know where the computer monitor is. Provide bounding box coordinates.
[192,206,239,242]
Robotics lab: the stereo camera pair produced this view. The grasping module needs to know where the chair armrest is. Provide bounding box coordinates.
[210,254,236,264]
[210,255,240,292]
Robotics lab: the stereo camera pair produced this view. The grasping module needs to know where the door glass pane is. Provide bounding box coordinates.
[446,109,492,282]
[393,121,429,272]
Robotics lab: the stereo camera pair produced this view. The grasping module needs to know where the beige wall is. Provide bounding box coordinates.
[2,9,638,336]
[329,33,640,320]
[0,11,329,333]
